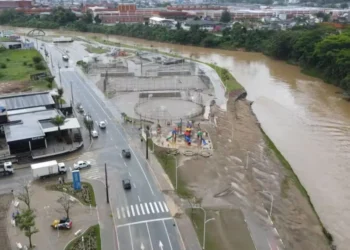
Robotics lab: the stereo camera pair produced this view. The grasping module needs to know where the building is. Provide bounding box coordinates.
[0,92,80,154]
[149,16,176,27]
[0,0,32,10]
[182,19,224,32]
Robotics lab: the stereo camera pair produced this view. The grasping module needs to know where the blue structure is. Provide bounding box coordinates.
[72,170,81,190]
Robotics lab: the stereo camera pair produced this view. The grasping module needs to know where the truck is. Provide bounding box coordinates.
[31,160,66,179]
[0,162,14,176]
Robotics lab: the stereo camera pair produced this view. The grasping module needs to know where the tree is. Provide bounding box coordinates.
[45,76,55,89]
[32,56,42,64]
[16,209,39,249]
[57,87,64,109]
[340,3,348,9]
[94,14,102,24]
[220,10,232,23]
[51,115,66,136]
[17,183,32,210]
[82,10,93,24]
[84,115,94,141]
[58,193,75,219]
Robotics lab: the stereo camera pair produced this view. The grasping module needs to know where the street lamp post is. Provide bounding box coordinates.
[172,155,179,190]
[259,191,274,217]
[70,81,74,107]
[193,206,215,250]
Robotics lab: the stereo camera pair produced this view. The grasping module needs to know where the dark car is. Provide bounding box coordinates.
[122,179,131,190]
[122,149,131,158]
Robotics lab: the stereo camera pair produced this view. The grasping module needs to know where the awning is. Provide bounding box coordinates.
[42,118,81,133]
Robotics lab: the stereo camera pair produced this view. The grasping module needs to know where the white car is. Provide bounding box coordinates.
[92,130,98,138]
[99,121,106,129]
[73,160,91,170]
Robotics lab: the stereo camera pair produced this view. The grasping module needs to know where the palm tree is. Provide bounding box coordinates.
[51,115,66,137]
[57,87,64,109]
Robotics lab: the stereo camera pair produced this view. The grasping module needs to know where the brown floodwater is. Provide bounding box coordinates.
[7,26,350,249]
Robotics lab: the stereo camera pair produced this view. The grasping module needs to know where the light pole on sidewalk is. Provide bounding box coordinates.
[172,154,179,190]
[193,206,215,250]
[259,190,274,217]
[70,81,74,107]
[105,163,109,204]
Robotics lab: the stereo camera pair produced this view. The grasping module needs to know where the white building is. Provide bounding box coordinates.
[149,17,176,28]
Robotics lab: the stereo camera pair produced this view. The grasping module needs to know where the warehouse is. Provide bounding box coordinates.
[0,92,80,154]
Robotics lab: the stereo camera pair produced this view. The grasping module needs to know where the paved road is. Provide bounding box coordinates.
[42,41,184,250]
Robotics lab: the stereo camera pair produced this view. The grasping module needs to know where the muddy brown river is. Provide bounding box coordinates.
[5,26,350,249]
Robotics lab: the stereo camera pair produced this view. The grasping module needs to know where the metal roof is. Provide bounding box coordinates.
[0,92,55,111]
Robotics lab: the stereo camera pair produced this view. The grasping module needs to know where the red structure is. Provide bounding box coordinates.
[167,5,227,11]
[118,3,136,13]
[0,0,32,10]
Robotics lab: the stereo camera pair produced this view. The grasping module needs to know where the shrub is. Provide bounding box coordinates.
[28,63,33,67]
[32,56,42,64]
[23,61,27,66]
[34,62,45,70]
[6,58,10,62]
[47,82,53,89]
[0,63,6,69]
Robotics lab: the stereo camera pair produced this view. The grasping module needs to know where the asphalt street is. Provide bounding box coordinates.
[41,41,184,250]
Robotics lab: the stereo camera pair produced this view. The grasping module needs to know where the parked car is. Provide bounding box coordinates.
[122,179,131,190]
[92,130,98,138]
[73,160,91,170]
[51,218,72,229]
[122,149,131,158]
[99,121,106,129]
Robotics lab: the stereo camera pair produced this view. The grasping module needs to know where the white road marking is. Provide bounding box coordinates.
[120,153,123,158]
[135,204,140,216]
[105,119,108,124]
[129,172,132,177]
[158,202,164,213]
[121,207,126,218]
[117,208,121,219]
[149,202,155,214]
[146,222,154,250]
[115,226,121,250]
[126,206,131,217]
[138,196,141,202]
[95,121,98,126]
[173,219,186,250]
[129,225,134,250]
[163,202,169,212]
[140,203,145,215]
[163,220,173,250]
[116,217,173,228]
[154,202,159,213]
[131,205,135,217]
[144,203,150,214]
[133,183,136,188]
[124,162,127,167]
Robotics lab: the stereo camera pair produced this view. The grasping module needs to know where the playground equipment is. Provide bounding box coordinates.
[184,127,192,145]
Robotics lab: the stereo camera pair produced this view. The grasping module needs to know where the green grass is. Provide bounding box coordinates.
[186,209,217,250]
[65,224,101,250]
[85,44,108,54]
[260,129,334,245]
[207,63,243,92]
[30,79,57,91]
[0,49,47,81]
[46,182,96,207]
[152,142,192,198]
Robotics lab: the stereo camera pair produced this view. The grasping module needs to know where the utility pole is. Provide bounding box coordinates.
[105,164,109,204]
[145,126,150,160]
[70,81,74,108]
[50,52,53,68]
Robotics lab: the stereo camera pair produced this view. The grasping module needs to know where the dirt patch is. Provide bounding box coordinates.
[0,193,13,250]
[178,98,329,250]
[0,81,30,94]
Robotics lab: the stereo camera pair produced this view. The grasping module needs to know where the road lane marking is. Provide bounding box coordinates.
[105,119,108,124]
[126,206,131,217]
[163,220,173,250]
[120,153,123,158]
[124,162,127,167]
[140,203,145,215]
[133,183,136,188]
[121,207,126,218]
[158,202,164,212]
[144,203,150,214]
[146,222,154,250]
[129,225,134,250]
[138,196,141,202]
[117,208,121,219]
[163,202,169,212]
[149,202,155,214]
[135,204,140,216]
[154,202,159,213]
[129,172,132,177]
[131,205,135,217]
[116,217,173,228]
[115,226,121,250]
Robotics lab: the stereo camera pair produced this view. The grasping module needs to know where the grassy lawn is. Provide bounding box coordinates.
[65,224,101,250]
[85,44,108,54]
[30,79,57,91]
[0,49,47,81]
[207,63,243,92]
[46,182,96,207]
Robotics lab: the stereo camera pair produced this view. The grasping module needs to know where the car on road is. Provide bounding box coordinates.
[73,160,91,170]
[99,121,106,129]
[122,149,131,158]
[92,130,98,138]
[62,55,69,61]
[122,179,131,190]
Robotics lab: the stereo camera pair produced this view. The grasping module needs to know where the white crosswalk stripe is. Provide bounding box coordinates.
[154,202,159,213]
[131,205,135,217]
[135,204,140,216]
[140,203,145,215]
[117,208,121,219]
[115,201,170,220]
[149,202,155,214]
[158,202,164,212]
[144,203,150,214]
[163,202,169,212]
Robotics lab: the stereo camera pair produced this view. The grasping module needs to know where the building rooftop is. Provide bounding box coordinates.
[4,109,59,142]
[0,91,55,111]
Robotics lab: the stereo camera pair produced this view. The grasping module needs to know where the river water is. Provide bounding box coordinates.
[6,26,350,248]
